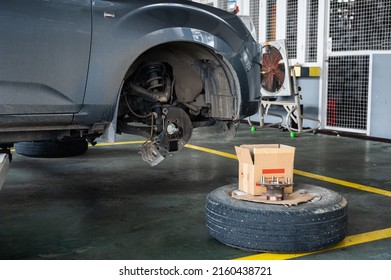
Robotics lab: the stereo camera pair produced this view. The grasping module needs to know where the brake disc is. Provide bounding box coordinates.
[140,106,193,166]
[160,106,193,153]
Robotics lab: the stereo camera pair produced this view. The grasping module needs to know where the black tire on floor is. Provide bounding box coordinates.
[14,139,89,158]
[205,184,348,253]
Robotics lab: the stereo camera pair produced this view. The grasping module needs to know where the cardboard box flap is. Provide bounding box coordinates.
[254,146,295,167]
[253,145,295,154]
[279,144,295,150]
[235,146,254,164]
[240,144,280,150]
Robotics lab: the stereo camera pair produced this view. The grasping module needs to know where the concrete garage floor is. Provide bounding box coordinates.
[0,125,390,260]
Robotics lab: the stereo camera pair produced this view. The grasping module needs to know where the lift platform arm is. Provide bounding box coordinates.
[0,153,10,191]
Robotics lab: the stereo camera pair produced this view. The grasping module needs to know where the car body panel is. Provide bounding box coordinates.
[0,0,91,117]
[75,0,260,125]
[0,0,260,147]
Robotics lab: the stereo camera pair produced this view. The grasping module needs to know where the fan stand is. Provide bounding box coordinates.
[257,67,320,133]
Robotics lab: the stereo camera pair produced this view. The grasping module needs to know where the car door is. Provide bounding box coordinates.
[0,0,91,115]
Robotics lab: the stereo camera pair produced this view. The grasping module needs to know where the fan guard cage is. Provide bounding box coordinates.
[260,40,291,97]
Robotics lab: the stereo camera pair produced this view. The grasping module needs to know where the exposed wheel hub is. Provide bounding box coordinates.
[139,106,192,166]
[256,176,294,201]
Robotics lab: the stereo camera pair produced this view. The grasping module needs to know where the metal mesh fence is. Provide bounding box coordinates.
[329,0,391,51]
[286,0,298,59]
[326,55,369,131]
[250,0,260,41]
[266,0,277,41]
[217,0,227,10]
[306,0,319,62]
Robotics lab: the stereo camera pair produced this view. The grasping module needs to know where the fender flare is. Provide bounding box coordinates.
[77,2,257,127]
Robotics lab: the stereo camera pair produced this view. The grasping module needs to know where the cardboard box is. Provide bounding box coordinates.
[235,144,295,196]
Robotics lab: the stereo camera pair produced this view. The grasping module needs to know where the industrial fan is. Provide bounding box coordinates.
[260,40,292,97]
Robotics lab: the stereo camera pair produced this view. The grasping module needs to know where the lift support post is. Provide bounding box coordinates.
[0,153,10,191]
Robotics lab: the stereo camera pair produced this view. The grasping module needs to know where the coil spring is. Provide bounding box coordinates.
[141,63,166,93]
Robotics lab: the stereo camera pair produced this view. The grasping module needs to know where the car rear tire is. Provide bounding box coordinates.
[14,139,88,158]
[205,184,348,253]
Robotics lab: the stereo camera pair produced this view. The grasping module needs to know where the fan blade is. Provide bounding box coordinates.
[273,64,285,82]
[268,47,283,68]
[262,72,275,92]
[262,53,273,69]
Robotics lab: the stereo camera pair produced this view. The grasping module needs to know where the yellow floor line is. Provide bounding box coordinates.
[30,141,386,197]
[235,227,391,260]
[88,141,391,260]
[11,140,391,259]
[183,144,391,197]
[92,140,146,147]
[37,141,388,197]
[294,169,391,197]
[184,144,238,160]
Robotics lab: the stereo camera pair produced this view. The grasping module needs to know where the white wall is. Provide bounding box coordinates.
[192,0,250,14]
[236,0,250,15]
[191,0,218,7]
[369,54,391,139]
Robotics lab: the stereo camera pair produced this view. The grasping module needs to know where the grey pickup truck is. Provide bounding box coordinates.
[0,0,260,166]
